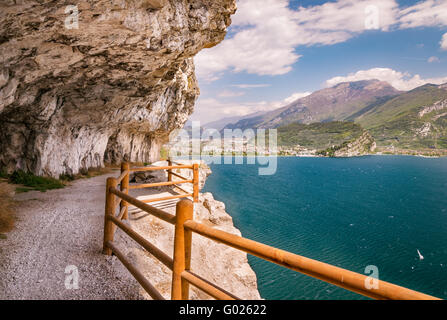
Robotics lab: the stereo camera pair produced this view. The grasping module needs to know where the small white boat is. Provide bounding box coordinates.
[417,249,424,260]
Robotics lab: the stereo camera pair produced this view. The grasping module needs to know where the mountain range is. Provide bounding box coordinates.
[219,80,447,152]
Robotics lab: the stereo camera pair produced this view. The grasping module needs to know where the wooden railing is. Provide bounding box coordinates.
[115,161,199,209]
[103,162,440,300]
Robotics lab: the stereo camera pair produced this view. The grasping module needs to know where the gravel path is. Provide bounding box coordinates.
[0,168,261,300]
[0,172,145,300]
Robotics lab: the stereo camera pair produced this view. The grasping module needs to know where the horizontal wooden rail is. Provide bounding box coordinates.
[123,161,197,203]
[173,184,190,195]
[181,271,239,300]
[109,188,176,225]
[142,193,193,203]
[129,180,193,190]
[170,171,189,181]
[183,220,440,300]
[106,241,165,300]
[130,165,193,172]
[107,215,174,270]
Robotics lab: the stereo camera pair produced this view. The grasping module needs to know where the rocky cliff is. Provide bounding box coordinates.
[333,131,376,157]
[0,0,236,177]
[317,131,376,157]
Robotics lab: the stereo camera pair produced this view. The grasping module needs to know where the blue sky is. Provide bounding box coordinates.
[191,0,447,124]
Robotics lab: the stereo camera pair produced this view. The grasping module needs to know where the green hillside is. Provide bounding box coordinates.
[277,121,364,150]
[355,84,447,149]
[229,81,447,154]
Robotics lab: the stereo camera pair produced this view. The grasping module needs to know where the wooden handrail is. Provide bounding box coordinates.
[130,165,193,172]
[107,214,173,270]
[103,163,440,301]
[129,180,193,190]
[110,187,176,225]
[183,220,440,300]
[126,160,198,203]
[172,184,190,195]
[142,193,193,203]
[106,241,165,300]
[170,171,189,181]
[181,270,239,300]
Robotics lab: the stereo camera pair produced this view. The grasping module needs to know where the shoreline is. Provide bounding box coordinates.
[174,153,447,161]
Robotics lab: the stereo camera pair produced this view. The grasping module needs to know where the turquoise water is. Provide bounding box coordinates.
[203,156,447,300]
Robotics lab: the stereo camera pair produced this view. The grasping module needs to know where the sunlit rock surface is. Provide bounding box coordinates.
[0,0,236,177]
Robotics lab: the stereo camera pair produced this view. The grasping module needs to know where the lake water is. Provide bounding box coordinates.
[203,156,447,300]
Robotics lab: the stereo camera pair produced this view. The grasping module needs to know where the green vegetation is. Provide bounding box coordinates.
[277,121,365,150]
[354,85,447,150]
[357,85,447,128]
[316,141,351,157]
[230,81,447,154]
[8,170,65,193]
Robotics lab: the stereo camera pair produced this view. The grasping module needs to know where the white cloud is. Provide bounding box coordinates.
[325,67,447,91]
[192,98,278,123]
[284,92,312,104]
[428,56,440,63]
[195,0,302,79]
[441,33,447,50]
[193,90,314,123]
[196,0,447,81]
[398,0,447,29]
[195,0,400,80]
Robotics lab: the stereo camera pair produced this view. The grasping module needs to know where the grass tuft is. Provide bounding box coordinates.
[8,170,65,193]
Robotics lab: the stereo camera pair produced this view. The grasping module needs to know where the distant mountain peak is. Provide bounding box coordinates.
[223,79,401,130]
[332,79,398,92]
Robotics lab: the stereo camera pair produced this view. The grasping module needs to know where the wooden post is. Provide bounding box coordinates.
[193,163,199,203]
[103,177,117,255]
[171,199,193,300]
[182,202,193,300]
[167,159,172,182]
[120,162,130,220]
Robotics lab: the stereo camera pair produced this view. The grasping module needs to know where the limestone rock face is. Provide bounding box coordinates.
[333,131,377,157]
[0,0,236,177]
